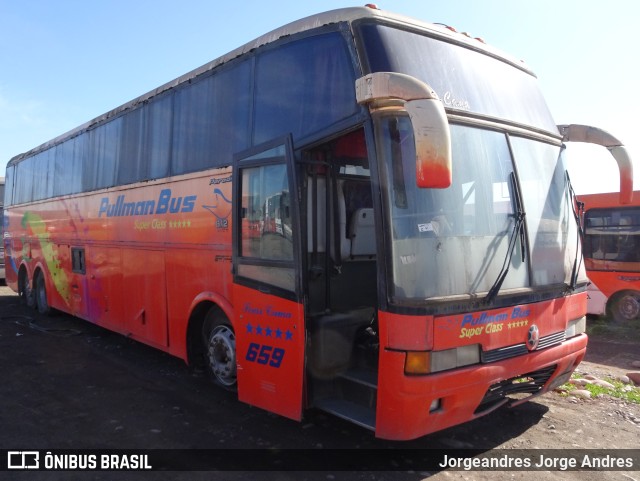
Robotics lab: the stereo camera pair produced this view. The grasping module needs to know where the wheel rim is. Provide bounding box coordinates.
[207,325,237,386]
[618,294,640,320]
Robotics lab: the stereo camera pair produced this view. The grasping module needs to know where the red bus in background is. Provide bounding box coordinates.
[2,6,633,440]
[579,190,640,322]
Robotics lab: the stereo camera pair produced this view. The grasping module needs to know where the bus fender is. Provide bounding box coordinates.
[188,292,234,326]
[184,292,235,367]
[18,259,32,282]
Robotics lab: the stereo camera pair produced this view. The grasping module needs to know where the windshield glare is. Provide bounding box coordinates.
[513,138,587,287]
[378,118,583,302]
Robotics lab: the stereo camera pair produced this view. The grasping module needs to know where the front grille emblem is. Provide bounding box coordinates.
[526,324,540,350]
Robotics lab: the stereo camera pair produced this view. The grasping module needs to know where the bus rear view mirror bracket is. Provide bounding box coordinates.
[558,124,634,204]
[356,72,452,189]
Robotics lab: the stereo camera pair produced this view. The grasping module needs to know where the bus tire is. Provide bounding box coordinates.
[607,291,640,323]
[34,270,51,315]
[202,308,237,391]
[18,267,35,309]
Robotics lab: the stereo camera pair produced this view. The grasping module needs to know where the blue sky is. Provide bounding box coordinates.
[1,0,638,194]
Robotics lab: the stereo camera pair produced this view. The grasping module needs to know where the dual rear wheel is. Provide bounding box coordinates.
[18,268,50,315]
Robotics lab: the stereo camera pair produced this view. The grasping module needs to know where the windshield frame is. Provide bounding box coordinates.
[373,112,586,313]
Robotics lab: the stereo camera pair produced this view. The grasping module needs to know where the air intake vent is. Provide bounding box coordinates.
[474,365,557,415]
[481,331,566,363]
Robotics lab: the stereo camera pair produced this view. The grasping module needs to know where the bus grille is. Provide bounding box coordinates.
[474,365,557,415]
[481,331,566,363]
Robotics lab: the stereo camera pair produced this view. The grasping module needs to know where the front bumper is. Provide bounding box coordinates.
[375,333,588,440]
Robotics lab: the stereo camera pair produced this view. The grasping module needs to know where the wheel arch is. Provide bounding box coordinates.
[18,261,30,283]
[186,292,234,367]
[32,262,47,283]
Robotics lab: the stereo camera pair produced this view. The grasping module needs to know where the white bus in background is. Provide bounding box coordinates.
[587,283,607,316]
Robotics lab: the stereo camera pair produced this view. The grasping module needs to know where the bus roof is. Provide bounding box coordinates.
[8,6,533,166]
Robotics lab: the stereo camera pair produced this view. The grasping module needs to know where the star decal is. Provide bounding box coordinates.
[244,324,293,341]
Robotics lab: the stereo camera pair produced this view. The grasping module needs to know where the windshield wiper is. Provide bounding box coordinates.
[485,172,526,304]
[565,170,584,291]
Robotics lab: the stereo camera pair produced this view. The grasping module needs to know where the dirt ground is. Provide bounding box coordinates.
[0,283,639,481]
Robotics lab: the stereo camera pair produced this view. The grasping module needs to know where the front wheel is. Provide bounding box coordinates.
[202,309,237,390]
[607,291,640,323]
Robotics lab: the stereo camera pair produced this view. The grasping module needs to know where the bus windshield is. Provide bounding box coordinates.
[584,207,640,268]
[377,118,585,302]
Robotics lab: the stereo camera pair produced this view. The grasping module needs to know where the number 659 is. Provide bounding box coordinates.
[245,343,285,368]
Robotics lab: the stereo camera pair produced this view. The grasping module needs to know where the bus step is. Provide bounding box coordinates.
[338,368,378,389]
[314,398,376,431]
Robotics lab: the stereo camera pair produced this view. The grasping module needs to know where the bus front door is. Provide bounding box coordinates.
[232,137,305,421]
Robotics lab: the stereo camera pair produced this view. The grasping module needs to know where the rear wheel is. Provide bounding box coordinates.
[202,309,237,390]
[607,291,640,323]
[34,270,51,315]
[18,268,35,308]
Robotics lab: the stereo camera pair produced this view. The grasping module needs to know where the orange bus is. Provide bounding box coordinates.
[579,190,639,322]
[2,6,633,440]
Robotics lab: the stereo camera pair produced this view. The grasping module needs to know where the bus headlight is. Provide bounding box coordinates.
[565,316,587,338]
[405,344,480,375]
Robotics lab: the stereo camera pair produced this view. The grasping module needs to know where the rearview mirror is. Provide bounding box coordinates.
[558,124,634,204]
[356,72,452,189]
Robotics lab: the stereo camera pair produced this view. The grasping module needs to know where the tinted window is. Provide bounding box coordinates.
[254,32,357,144]
[584,207,640,266]
[31,150,54,200]
[84,118,121,191]
[15,157,34,204]
[118,106,146,184]
[172,61,251,175]
[117,95,173,183]
[54,139,83,196]
[172,76,217,174]
[212,61,251,164]
[147,95,172,179]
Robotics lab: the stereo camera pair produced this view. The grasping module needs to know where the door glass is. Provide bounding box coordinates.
[240,163,293,261]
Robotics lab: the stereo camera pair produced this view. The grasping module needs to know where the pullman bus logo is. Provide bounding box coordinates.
[98,189,196,218]
[526,324,540,351]
[7,451,39,469]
